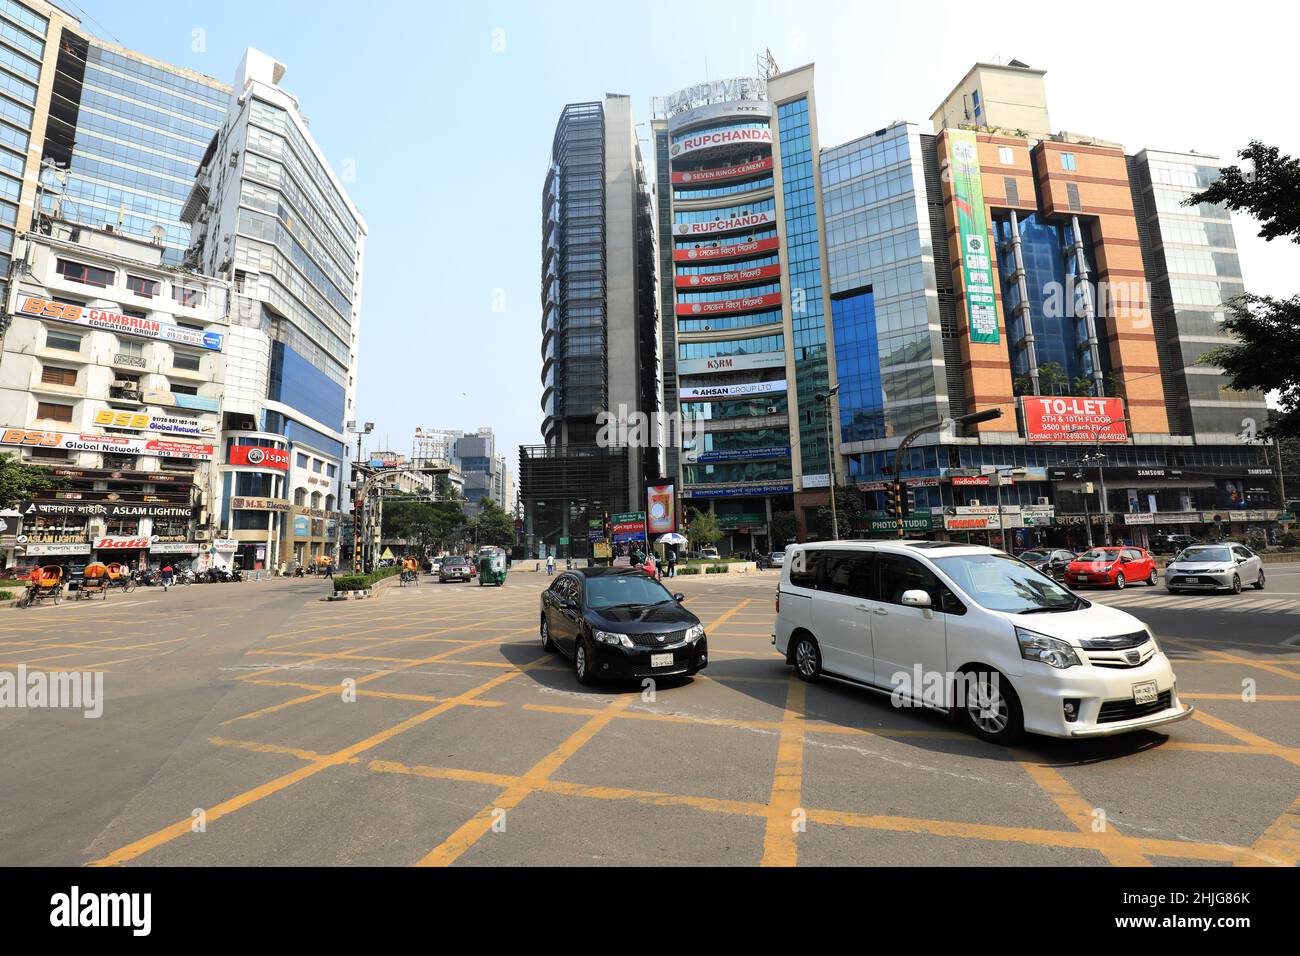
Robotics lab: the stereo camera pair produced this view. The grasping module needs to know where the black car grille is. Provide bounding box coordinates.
[628,629,687,647]
[1097,691,1172,724]
[1079,631,1149,651]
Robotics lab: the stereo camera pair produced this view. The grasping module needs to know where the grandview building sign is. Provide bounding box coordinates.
[651,77,767,118]
[18,296,224,351]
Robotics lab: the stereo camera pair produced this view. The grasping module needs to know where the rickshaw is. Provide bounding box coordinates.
[105,562,137,593]
[399,557,419,586]
[76,561,110,601]
[17,564,66,608]
[477,548,507,587]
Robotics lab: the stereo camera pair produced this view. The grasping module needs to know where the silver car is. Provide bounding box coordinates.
[1165,543,1264,594]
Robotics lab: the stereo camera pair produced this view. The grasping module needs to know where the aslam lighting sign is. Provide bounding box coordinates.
[677,352,786,375]
[679,380,787,401]
[676,263,781,289]
[674,210,775,238]
[672,157,773,185]
[18,296,224,351]
[1022,397,1128,443]
[0,428,214,460]
[674,236,780,263]
[945,131,999,345]
[670,125,772,159]
[228,445,291,470]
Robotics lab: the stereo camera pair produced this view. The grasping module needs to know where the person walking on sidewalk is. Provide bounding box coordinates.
[546,553,555,576]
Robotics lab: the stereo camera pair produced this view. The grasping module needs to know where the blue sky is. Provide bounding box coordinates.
[70,0,1296,479]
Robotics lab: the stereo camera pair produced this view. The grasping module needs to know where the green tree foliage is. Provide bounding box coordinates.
[382,499,465,552]
[813,485,868,541]
[0,453,65,510]
[769,510,799,548]
[685,508,722,551]
[1186,142,1300,438]
[468,498,515,548]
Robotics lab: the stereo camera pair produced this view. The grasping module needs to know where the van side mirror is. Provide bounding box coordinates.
[900,589,932,608]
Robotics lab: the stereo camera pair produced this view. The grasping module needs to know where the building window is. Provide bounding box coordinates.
[296,453,308,468]
[40,366,77,387]
[294,487,307,506]
[28,448,69,463]
[36,401,73,422]
[1004,177,1020,206]
[102,454,136,469]
[998,146,1014,164]
[326,463,336,478]
[1066,183,1082,212]
[1060,152,1077,172]
[170,383,199,396]
[172,349,202,372]
[312,459,323,473]
[172,285,204,307]
[45,329,82,352]
[56,258,114,288]
[126,275,159,298]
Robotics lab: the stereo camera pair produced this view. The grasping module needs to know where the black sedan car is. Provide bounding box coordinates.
[540,567,708,685]
[1016,548,1076,581]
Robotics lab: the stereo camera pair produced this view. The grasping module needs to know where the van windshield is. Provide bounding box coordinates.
[933,553,1084,614]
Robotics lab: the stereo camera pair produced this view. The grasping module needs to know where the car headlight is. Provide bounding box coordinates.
[685,624,705,642]
[594,630,634,648]
[1016,627,1081,669]
[1145,627,1161,654]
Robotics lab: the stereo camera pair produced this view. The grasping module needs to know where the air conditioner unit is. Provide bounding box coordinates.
[969,499,982,507]
[1037,497,1050,506]
[111,380,138,391]
[193,529,211,541]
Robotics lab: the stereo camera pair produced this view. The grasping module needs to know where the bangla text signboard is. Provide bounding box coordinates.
[1,428,214,460]
[19,295,223,351]
[946,130,999,344]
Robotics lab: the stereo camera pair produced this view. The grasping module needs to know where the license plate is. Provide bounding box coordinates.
[650,653,674,668]
[1132,680,1158,706]
[1186,577,1199,583]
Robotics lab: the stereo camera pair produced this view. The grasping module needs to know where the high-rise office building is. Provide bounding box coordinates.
[522,94,659,559]
[183,49,366,570]
[651,65,841,550]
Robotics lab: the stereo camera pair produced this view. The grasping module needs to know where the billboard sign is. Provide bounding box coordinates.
[91,410,216,437]
[677,291,782,316]
[670,125,772,159]
[646,485,676,535]
[676,263,781,289]
[673,157,773,185]
[18,295,224,351]
[679,380,787,401]
[228,445,291,469]
[1022,397,1128,443]
[0,428,214,460]
[945,130,999,344]
[674,236,779,263]
[674,210,776,238]
[677,352,786,376]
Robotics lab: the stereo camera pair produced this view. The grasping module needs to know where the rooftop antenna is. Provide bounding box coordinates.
[758,49,780,80]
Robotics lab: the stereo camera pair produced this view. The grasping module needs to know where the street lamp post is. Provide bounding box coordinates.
[893,407,1004,538]
[1064,420,1121,548]
[814,385,841,540]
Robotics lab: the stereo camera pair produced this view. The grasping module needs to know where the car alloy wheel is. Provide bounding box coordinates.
[540,617,553,652]
[1114,572,1126,590]
[793,635,821,683]
[1255,570,1265,590]
[1147,568,1158,586]
[1231,574,1242,594]
[574,637,596,686]
[958,668,1024,744]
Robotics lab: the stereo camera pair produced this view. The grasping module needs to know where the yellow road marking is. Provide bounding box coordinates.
[1191,710,1300,767]
[1245,796,1300,867]
[1015,759,1150,866]
[761,677,806,867]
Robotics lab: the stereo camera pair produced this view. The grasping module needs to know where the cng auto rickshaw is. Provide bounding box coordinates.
[76,561,110,600]
[477,549,507,587]
[18,564,65,608]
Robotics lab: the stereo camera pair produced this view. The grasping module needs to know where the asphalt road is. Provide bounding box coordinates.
[1,564,1297,867]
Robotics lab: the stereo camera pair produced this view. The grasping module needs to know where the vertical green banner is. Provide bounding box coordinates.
[947,130,999,344]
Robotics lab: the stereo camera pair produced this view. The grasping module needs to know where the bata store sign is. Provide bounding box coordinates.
[670,126,772,159]
[677,291,782,317]
[676,263,781,289]
[672,157,773,185]
[675,210,775,237]
[1023,397,1129,443]
[18,296,224,351]
[94,536,150,550]
[1,428,214,460]
[227,445,291,469]
[679,379,787,400]
[674,236,780,263]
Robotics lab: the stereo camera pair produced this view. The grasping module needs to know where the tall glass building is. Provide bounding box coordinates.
[39,34,228,265]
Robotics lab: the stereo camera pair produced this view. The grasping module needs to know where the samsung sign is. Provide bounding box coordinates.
[679,380,787,400]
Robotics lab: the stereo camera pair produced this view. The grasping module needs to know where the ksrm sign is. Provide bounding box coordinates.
[651,77,767,118]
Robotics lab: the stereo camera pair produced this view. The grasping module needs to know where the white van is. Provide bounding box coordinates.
[773,540,1192,743]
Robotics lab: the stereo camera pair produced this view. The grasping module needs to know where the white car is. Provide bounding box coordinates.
[769,551,786,568]
[773,540,1192,743]
[1165,543,1264,594]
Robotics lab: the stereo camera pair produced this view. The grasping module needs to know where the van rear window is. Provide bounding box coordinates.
[788,549,819,588]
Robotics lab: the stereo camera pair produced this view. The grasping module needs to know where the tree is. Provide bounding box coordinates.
[0,453,65,510]
[769,510,799,549]
[434,474,462,501]
[1185,142,1300,438]
[685,508,721,552]
[813,485,867,541]
[468,498,515,548]
[1038,361,1069,396]
[382,499,465,553]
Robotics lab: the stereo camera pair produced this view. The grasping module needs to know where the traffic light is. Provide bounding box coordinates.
[904,485,916,518]
[885,482,898,515]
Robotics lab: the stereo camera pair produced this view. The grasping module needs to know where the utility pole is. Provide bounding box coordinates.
[815,384,840,540]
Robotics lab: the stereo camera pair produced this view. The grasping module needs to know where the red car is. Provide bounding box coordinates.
[1065,546,1159,589]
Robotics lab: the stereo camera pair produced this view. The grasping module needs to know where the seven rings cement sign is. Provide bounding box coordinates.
[672,157,773,185]
[1,428,215,460]
[18,296,224,351]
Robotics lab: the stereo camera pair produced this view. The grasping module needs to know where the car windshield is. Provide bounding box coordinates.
[1018,551,1048,561]
[1075,549,1118,562]
[934,553,1083,614]
[584,573,673,609]
[445,558,467,566]
[1177,546,1232,563]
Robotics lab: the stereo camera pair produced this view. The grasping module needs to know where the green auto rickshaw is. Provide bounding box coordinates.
[477,548,507,586]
